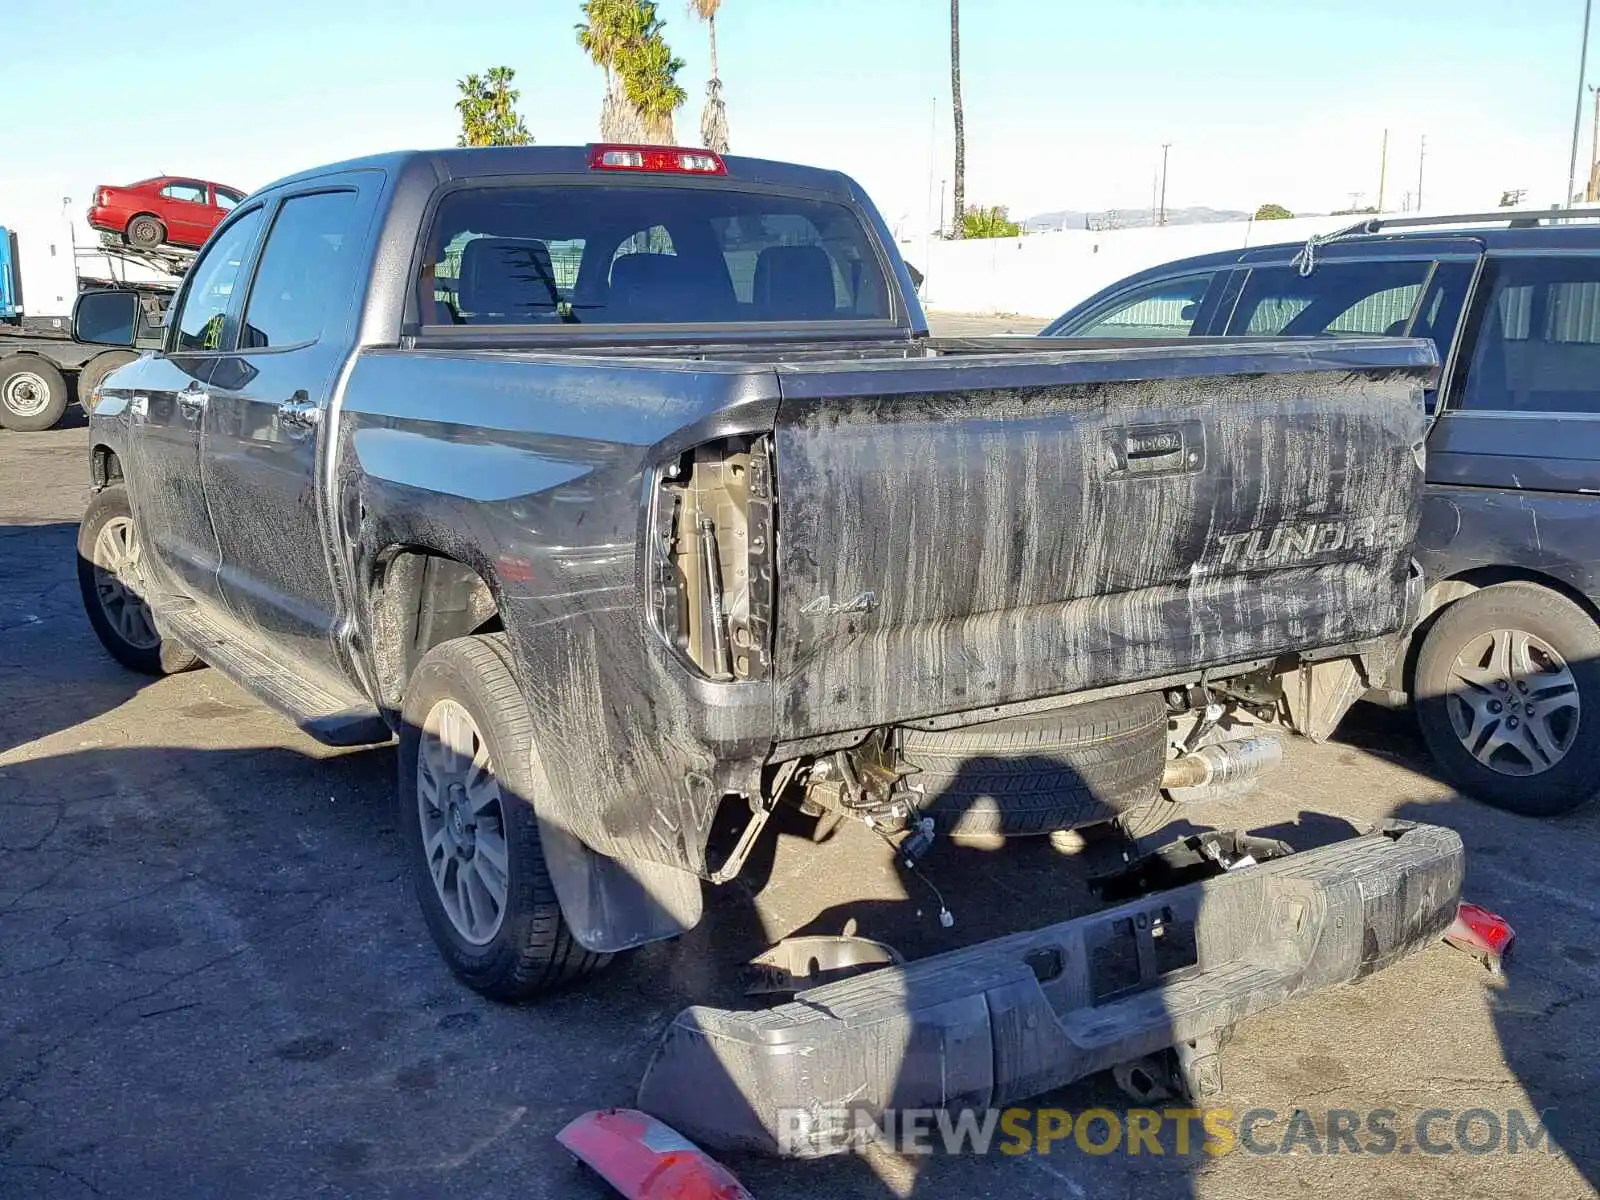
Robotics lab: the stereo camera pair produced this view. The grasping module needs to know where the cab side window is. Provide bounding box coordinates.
[170,209,265,351]
[239,191,359,350]
[1454,256,1600,415]
[1061,272,1218,338]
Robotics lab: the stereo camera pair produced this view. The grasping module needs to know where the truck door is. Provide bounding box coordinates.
[201,186,366,687]
[122,206,266,606]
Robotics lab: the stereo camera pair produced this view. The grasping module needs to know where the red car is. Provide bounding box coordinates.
[87,176,247,252]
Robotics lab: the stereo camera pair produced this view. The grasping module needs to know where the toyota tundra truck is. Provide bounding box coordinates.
[71,143,1463,1153]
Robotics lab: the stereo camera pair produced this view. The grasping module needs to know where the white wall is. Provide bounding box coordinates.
[905,213,1423,319]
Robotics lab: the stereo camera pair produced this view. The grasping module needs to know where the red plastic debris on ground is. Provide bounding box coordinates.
[1443,901,1515,973]
[558,1108,755,1200]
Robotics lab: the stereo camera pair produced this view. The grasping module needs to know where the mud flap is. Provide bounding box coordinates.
[636,823,1463,1157]
[540,818,703,955]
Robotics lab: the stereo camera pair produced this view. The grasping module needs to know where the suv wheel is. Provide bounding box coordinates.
[398,634,609,999]
[76,485,202,675]
[1414,582,1600,815]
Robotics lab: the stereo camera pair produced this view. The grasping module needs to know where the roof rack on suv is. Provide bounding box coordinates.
[1292,208,1600,276]
[1339,208,1600,237]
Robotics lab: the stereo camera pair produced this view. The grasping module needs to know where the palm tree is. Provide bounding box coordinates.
[949,0,965,239]
[618,31,687,144]
[689,0,729,152]
[577,0,646,140]
[577,0,686,145]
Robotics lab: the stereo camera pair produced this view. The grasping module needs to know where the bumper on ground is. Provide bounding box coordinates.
[638,822,1464,1157]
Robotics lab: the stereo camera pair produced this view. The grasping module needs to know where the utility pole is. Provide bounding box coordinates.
[1590,85,1600,200]
[1151,170,1159,226]
[1377,128,1389,212]
[1568,0,1594,207]
[1417,135,1427,212]
[1158,143,1172,226]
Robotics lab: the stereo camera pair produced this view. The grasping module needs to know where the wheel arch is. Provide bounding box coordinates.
[373,551,704,954]
[367,543,503,711]
[1404,566,1600,692]
[91,444,125,489]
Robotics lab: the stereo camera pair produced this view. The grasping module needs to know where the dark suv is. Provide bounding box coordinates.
[1046,211,1600,816]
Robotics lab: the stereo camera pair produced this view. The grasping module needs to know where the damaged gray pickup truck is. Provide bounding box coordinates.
[73,144,1464,1153]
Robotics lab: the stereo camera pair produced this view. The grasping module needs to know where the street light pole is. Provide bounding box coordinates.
[1158,143,1172,226]
[1567,0,1594,206]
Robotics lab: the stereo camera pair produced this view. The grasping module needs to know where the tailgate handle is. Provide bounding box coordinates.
[1107,424,1199,478]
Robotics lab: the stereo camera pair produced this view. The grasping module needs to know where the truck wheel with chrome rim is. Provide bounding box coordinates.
[398,634,608,999]
[1414,582,1600,816]
[1,357,70,432]
[76,485,202,675]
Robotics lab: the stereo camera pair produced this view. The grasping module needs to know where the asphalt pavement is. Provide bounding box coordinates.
[3,344,1597,1198]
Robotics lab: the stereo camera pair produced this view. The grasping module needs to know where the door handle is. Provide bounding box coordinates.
[277,393,322,430]
[1105,422,1204,479]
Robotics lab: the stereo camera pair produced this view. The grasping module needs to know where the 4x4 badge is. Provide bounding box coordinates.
[800,591,878,617]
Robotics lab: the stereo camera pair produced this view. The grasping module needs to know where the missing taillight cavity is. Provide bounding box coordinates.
[651,435,775,681]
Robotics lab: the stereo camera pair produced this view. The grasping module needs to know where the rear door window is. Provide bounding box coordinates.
[1227,259,1431,336]
[1054,272,1220,338]
[418,185,891,326]
[160,181,208,205]
[1453,256,1600,414]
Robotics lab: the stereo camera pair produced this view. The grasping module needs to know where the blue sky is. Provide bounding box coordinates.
[2,0,1592,233]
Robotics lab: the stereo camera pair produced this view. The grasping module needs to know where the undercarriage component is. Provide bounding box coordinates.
[1162,735,1285,799]
[637,823,1464,1157]
[1090,828,1296,903]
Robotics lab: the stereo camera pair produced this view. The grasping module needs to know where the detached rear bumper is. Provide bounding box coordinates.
[638,822,1463,1157]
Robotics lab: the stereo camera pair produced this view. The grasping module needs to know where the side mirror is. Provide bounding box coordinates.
[73,289,141,347]
[1180,302,1199,321]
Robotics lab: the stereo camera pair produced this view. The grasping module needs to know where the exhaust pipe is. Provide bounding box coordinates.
[1163,736,1284,792]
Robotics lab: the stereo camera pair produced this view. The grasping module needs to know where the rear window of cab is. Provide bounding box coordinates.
[416,184,893,327]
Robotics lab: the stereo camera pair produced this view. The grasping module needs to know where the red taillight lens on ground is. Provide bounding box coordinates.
[1443,901,1514,973]
[588,144,727,175]
[558,1109,754,1199]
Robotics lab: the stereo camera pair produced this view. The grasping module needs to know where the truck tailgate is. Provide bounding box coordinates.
[770,338,1433,738]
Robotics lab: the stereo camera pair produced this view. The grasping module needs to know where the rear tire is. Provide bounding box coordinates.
[1415,582,1600,816]
[77,351,139,412]
[398,634,609,1000]
[126,215,166,250]
[0,357,70,432]
[77,485,203,675]
[900,693,1168,836]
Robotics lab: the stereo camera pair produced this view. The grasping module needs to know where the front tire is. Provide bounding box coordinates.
[76,485,202,675]
[398,634,608,1000]
[1414,582,1600,816]
[0,358,70,432]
